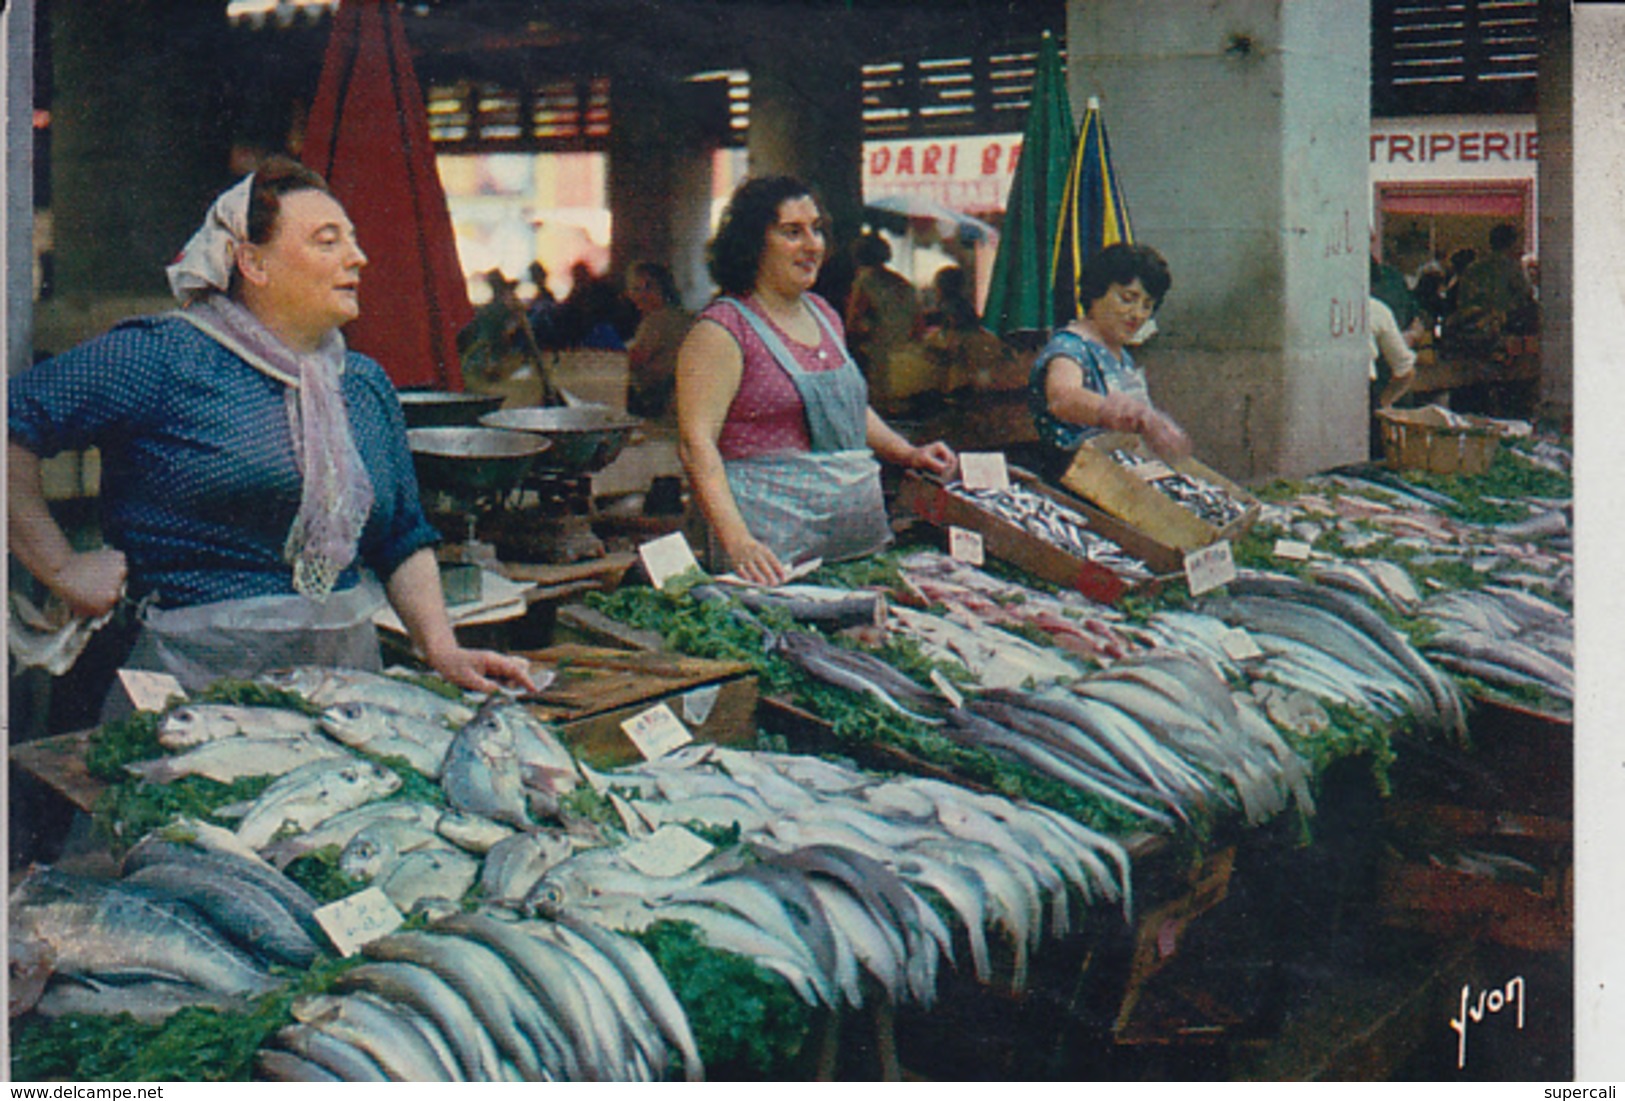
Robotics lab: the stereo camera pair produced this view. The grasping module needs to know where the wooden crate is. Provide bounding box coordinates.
[1375,406,1501,476]
[1057,431,1259,562]
[894,469,1145,604]
[517,643,758,768]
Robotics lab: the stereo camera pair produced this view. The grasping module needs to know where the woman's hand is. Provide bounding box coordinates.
[1097,391,1152,435]
[724,533,789,587]
[51,548,128,619]
[908,440,958,478]
[1143,413,1193,462]
[426,644,539,695]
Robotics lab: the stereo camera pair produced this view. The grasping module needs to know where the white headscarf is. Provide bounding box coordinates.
[166,173,256,303]
[167,172,376,601]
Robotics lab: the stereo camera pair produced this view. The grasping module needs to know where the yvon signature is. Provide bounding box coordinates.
[1450,976,1524,1070]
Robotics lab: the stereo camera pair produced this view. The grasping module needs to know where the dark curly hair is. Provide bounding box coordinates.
[1071,243,1172,321]
[707,175,821,297]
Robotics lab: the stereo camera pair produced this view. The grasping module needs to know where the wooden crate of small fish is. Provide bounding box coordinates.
[896,470,1153,603]
[1057,431,1259,566]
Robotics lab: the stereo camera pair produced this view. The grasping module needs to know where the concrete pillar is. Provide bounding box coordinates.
[1065,0,1371,480]
[5,0,33,375]
[607,77,726,310]
[1534,0,1572,425]
[742,12,865,258]
[47,1,229,315]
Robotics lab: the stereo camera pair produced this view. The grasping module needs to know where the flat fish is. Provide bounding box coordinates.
[442,709,533,829]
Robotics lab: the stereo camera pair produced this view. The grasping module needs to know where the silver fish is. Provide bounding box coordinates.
[442,709,533,828]
[158,704,318,750]
[265,666,477,727]
[319,700,458,778]
[375,847,481,913]
[259,800,443,869]
[480,830,578,905]
[232,759,403,850]
[292,992,459,1081]
[126,732,354,785]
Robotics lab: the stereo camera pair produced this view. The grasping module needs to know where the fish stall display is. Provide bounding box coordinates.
[941,479,1153,580]
[1107,448,1251,527]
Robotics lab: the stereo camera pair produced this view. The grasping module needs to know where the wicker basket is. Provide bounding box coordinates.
[1375,406,1500,476]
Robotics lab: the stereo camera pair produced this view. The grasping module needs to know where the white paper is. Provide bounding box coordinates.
[949,526,986,566]
[959,451,1011,492]
[314,887,404,957]
[621,824,714,878]
[1184,540,1237,596]
[373,568,532,634]
[620,702,693,760]
[1273,538,1314,561]
[639,532,702,590]
[1130,459,1178,482]
[1220,627,1266,662]
[117,669,187,714]
[681,684,721,726]
[715,557,823,587]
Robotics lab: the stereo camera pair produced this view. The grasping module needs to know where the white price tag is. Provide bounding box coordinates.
[620,702,693,760]
[1219,627,1266,662]
[639,531,702,590]
[314,887,404,957]
[622,825,714,878]
[1183,540,1237,596]
[1272,538,1313,561]
[948,526,985,566]
[930,669,965,710]
[117,669,187,714]
[958,451,1011,492]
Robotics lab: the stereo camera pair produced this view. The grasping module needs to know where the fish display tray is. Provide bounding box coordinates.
[1057,431,1259,567]
[1375,406,1501,476]
[895,470,1145,604]
[515,644,758,768]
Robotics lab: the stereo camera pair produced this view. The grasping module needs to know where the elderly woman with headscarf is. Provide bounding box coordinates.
[7,156,535,696]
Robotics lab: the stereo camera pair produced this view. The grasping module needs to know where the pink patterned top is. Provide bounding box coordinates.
[699,294,852,460]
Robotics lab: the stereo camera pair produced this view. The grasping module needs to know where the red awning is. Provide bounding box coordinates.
[301,0,472,390]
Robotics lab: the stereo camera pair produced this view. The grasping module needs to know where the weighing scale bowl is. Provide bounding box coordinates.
[397,389,506,429]
[479,404,642,474]
[407,427,553,496]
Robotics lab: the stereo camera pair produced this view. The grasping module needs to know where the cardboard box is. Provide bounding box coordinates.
[1057,432,1259,561]
[895,469,1145,604]
[516,644,758,768]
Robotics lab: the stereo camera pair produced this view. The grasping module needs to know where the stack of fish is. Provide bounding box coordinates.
[9,819,320,1021]
[884,605,1085,689]
[941,479,1151,579]
[257,913,702,1082]
[1197,573,1469,743]
[897,550,1144,664]
[943,652,1314,830]
[1107,449,1249,527]
[524,745,1131,1000]
[1417,586,1573,708]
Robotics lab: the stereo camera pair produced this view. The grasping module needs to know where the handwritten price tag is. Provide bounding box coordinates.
[621,702,693,760]
[1272,538,1313,561]
[314,887,404,957]
[117,669,187,714]
[1183,540,1236,596]
[949,526,985,566]
[958,451,1011,492]
[622,825,714,878]
[1220,627,1265,662]
[639,531,702,590]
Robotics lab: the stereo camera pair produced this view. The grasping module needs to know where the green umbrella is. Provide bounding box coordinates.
[982,30,1075,339]
[1050,96,1136,324]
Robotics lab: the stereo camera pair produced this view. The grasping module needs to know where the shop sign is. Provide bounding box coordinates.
[1370,115,1537,183]
[863,134,1023,212]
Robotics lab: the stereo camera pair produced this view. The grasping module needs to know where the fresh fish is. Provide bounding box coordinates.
[442,707,533,828]
[292,992,458,1082]
[333,961,506,1081]
[34,974,250,1022]
[126,732,354,785]
[337,819,455,883]
[271,1023,391,1083]
[158,704,318,750]
[479,830,578,905]
[318,701,457,778]
[9,866,281,1001]
[770,628,948,725]
[465,701,580,805]
[436,809,519,854]
[264,666,477,727]
[259,800,443,870]
[121,860,321,968]
[531,920,666,1080]
[375,847,481,913]
[231,758,403,850]
[255,1048,344,1083]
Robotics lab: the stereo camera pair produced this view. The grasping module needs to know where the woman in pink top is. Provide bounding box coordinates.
[677,176,956,585]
